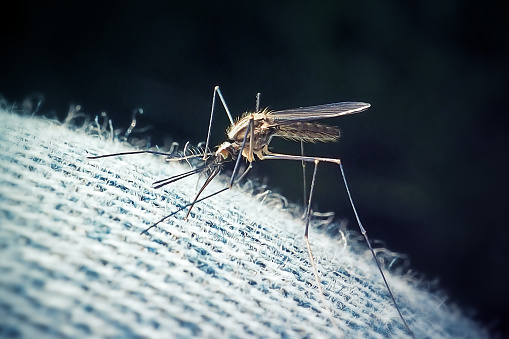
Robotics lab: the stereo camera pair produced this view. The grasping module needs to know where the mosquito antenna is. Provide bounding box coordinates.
[87,150,182,159]
[339,162,414,338]
[165,152,215,162]
[87,150,214,162]
[255,92,261,112]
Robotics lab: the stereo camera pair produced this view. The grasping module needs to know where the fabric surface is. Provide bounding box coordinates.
[0,110,488,338]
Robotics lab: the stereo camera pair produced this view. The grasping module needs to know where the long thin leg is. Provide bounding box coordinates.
[261,152,414,338]
[229,116,254,187]
[339,163,414,337]
[304,161,341,333]
[184,166,221,219]
[300,141,307,213]
[203,86,235,160]
[141,186,230,234]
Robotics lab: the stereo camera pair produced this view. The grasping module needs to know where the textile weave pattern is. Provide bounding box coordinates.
[0,111,487,338]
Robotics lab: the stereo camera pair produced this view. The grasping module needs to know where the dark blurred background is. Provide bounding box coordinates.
[1,1,507,335]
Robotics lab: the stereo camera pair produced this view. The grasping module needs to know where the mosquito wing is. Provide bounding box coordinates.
[266,102,370,126]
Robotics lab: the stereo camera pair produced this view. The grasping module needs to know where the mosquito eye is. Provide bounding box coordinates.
[223,150,232,160]
[217,148,231,161]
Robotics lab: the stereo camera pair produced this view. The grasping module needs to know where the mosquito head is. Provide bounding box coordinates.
[215,142,237,163]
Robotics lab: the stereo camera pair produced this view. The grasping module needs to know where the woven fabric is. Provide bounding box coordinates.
[0,110,487,338]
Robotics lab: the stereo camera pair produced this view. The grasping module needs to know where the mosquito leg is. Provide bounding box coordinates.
[203,86,235,160]
[300,141,307,215]
[229,116,254,187]
[261,152,414,337]
[261,153,340,164]
[338,162,414,337]
[141,186,229,234]
[215,86,234,126]
[202,89,217,160]
[248,115,255,162]
[304,160,340,332]
[185,166,221,219]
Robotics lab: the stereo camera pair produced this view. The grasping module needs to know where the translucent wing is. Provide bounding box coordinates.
[266,102,370,125]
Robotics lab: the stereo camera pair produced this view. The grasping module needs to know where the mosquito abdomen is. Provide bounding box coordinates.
[275,122,340,143]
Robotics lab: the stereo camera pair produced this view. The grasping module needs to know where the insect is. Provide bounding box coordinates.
[88,86,414,337]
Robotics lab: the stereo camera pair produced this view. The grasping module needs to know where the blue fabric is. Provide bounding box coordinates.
[0,111,488,338]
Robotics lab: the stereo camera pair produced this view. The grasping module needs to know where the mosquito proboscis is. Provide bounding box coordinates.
[87,86,414,337]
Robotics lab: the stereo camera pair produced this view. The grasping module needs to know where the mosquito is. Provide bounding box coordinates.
[87,86,414,337]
